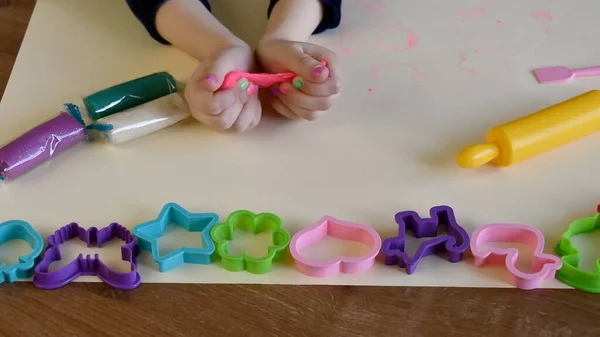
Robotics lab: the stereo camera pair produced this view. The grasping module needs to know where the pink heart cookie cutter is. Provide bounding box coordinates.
[470,223,562,290]
[289,216,382,277]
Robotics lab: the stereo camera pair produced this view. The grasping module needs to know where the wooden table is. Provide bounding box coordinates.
[0,1,598,336]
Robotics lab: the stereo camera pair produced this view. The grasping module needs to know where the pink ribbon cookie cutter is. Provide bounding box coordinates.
[470,223,562,290]
[289,216,382,277]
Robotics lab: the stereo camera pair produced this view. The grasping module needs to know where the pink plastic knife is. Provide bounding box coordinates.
[533,65,600,84]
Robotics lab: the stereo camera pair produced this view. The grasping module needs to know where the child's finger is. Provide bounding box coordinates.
[275,93,321,121]
[204,78,254,118]
[215,97,247,130]
[209,91,237,116]
[192,103,238,131]
[278,83,335,112]
[301,45,340,82]
[285,53,329,83]
[189,107,225,130]
[290,76,341,97]
[198,49,245,91]
[188,63,220,92]
[197,97,244,130]
[271,87,322,120]
[248,97,262,129]
[185,82,213,116]
[270,96,300,120]
[234,78,255,103]
[233,92,260,132]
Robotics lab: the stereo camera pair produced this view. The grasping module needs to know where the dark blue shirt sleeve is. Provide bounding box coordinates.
[127,0,341,45]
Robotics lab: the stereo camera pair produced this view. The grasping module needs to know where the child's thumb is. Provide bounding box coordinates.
[289,51,329,82]
[197,58,233,92]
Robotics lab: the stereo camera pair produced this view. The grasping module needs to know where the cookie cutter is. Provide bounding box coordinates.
[210,210,290,274]
[132,202,219,272]
[555,209,600,293]
[471,223,562,290]
[0,220,44,283]
[33,222,141,290]
[381,205,470,274]
[289,216,382,278]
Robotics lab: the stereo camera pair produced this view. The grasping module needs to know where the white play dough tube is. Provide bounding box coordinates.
[88,93,190,144]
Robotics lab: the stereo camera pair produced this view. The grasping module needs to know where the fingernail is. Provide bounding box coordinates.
[246,83,256,95]
[239,78,249,91]
[271,88,281,97]
[312,65,325,78]
[279,84,289,94]
[293,79,303,89]
[204,75,217,83]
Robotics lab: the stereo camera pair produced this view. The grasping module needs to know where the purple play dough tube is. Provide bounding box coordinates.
[0,112,85,181]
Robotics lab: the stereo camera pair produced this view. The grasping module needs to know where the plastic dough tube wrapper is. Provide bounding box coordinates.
[0,112,86,181]
[457,90,600,168]
[82,72,178,120]
[88,93,191,144]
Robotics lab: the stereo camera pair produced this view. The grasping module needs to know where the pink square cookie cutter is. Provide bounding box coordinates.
[289,216,382,278]
[470,223,562,290]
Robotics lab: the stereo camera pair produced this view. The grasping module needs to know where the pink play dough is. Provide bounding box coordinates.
[217,61,328,91]
[218,72,295,90]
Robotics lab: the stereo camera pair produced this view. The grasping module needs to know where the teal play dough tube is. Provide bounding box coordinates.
[82,72,177,120]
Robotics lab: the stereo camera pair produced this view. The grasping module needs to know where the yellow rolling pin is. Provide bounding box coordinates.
[457,90,600,168]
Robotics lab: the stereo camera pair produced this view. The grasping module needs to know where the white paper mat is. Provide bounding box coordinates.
[1,0,600,287]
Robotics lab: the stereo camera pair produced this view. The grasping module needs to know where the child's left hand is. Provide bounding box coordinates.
[256,39,342,120]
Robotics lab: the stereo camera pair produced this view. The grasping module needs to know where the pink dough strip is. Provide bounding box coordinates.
[217,61,327,91]
[219,72,295,90]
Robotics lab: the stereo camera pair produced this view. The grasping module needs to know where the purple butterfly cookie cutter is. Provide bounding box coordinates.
[33,222,141,290]
[381,205,470,274]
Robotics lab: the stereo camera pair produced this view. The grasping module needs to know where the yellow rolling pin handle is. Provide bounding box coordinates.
[456,90,600,168]
[457,143,500,168]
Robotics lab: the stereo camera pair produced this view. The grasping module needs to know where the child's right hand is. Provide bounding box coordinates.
[185,45,261,132]
[255,39,342,121]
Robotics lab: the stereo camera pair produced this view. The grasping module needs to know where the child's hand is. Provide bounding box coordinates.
[256,39,342,121]
[185,45,261,132]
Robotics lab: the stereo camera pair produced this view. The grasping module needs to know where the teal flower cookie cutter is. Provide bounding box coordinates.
[0,220,44,283]
[210,210,290,274]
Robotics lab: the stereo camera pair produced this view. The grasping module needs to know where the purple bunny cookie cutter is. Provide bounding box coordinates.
[381,205,470,274]
[33,222,141,290]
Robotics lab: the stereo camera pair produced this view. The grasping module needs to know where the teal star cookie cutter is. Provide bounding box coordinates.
[210,210,290,274]
[555,208,600,293]
[0,220,44,283]
[132,203,219,272]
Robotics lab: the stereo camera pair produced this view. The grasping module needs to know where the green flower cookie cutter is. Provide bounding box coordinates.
[555,208,600,293]
[210,210,290,274]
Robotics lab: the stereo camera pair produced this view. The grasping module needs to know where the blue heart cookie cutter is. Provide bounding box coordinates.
[132,202,219,272]
[0,220,44,283]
